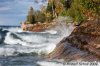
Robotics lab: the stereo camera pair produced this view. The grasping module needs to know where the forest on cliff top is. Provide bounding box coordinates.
[27,0,100,25]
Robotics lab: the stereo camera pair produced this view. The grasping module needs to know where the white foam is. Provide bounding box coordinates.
[3,31,59,55]
[0,47,15,56]
[37,61,65,66]
[37,61,100,66]
[3,17,75,56]
[8,27,23,32]
[0,43,56,56]
[45,30,57,34]
[4,32,20,44]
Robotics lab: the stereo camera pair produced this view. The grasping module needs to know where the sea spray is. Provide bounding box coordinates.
[50,16,75,37]
[0,17,75,66]
[1,17,75,56]
[4,32,58,55]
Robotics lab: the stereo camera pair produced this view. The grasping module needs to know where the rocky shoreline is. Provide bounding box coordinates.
[67,19,100,57]
[48,19,100,61]
[21,12,100,61]
[21,22,56,32]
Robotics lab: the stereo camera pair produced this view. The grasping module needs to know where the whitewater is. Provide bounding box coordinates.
[0,17,75,66]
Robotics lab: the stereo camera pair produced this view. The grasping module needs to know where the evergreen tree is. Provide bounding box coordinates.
[34,11,46,22]
[27,7,35,24]
[46,0,56,17]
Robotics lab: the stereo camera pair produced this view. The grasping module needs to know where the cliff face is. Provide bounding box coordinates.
[48,19,100,61]
[21,22,56,32]
[67,19,100,57]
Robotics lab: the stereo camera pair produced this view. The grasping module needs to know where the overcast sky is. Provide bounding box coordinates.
[0,0,47,26]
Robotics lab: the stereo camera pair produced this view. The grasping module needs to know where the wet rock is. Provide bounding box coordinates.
[48,39,100,61]
[48,19,100,61]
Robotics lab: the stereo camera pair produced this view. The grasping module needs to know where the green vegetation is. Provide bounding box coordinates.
[26,7,36,24]
[25,0,100,25]
[66,0,85,24]
[80,0,100,14]
[46,0,100,25]
[60,0,72,10]
[35,11,46,22]
[26,6,46,24]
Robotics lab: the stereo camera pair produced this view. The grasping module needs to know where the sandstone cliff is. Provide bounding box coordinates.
[21,22,56,32]
[48,19,100,61]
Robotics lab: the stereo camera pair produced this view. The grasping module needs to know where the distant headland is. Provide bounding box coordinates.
[21,7,56,32]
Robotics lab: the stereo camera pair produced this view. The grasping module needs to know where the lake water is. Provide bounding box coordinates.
[0,24,74,66]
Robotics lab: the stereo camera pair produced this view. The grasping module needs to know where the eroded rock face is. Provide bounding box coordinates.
[21,22,56,32]
[67,19,100,57]
[48,38,100,61]
[48,19,100,61]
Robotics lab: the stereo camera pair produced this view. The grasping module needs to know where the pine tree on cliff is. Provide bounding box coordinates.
[27,7,35,24]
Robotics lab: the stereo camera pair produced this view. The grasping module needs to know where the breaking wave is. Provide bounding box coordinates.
[0,17,74,57]
[0,17,75,66]
[0,30,71,56]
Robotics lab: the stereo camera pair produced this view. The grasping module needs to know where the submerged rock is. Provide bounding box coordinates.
[48,19,100,61]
